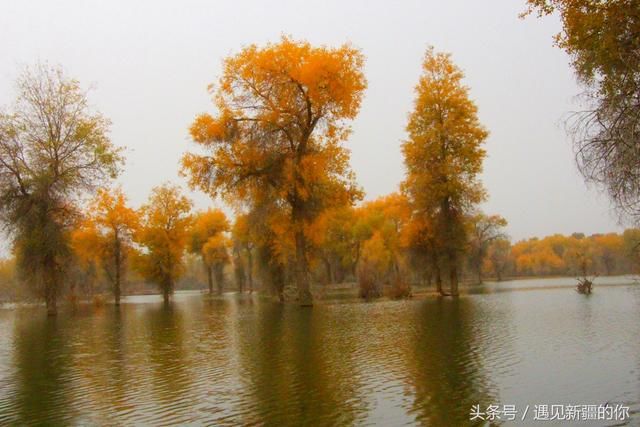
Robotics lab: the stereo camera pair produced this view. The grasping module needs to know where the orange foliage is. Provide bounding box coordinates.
[72,187,140,303]
[135,184,192,302]
[188,209,230,294]
[401,47,488,295]
[182,37,367,305]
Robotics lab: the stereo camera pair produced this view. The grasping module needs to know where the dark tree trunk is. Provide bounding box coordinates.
[442,195,459,297]
[291,201,312,306]
[161,270,173,305]
[336,266,345,284]
[294,228,312,306]
[323,257,333,285]
[114,233,121,306]
[449,257,459,297]
[352,243,361,279]
[214,264,224,295]
[45,281,57,316]
[435,263,443,296]
[246,249,253,293]
[44,255,58,316]
[163,277,171,305]
[238,263,244,293]
[206,264,214,295]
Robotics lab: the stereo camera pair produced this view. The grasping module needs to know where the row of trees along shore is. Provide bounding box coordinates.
[1,33,640,314]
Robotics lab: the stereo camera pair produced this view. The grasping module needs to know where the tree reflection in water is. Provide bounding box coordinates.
[12,312,73,425]
[404,298,498,426]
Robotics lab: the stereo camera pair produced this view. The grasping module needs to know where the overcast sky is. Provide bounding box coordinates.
[0,0,624,241]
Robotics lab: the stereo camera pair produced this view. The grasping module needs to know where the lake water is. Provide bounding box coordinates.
[0,277,639,426]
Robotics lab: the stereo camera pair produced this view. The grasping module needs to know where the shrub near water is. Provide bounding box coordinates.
[386,276,412,299]
[358,262,382,300]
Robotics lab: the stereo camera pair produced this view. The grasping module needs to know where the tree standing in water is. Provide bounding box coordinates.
[202,233,230,294]
[0,64,122,315]
[188,209,229,295]
[75,187,140,305]
[231,213,256,293]
[402,48,488,296]
[182,37,366,306]
[135,184,192,304]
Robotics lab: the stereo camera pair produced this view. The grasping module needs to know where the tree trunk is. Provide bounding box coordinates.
[163,278,171,305]
[336,266,345,284]
[232,248,244,293]
[435,263,444,296]
[114,234,121,306]
[352,243,361,278]
[291,199,312,306]
[206,264,213,295]
[442,195,459,297]
[449,259,459,296]
[294,228,312,306]
[45,281,57,316]
[214,264,224,295]
[323,257,333,285]
[246,248,253,293]
[44,255,58,316]
[477,268,483,285]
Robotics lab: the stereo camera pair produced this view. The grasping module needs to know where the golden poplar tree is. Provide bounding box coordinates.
[188,209,230,295]
[231,214,256,292]
[135,184,192,304]
[402,48,488,296]
[77,187,140,305]
[182,37,366,305]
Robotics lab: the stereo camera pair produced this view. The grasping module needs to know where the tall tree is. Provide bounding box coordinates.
[182,37,366,306]
[70,217,102,297]
[524,0,640,220]
[0,64,122,315]
[80,187,139,305]
[188,209,229,295]
[135,184,192,304]
[202,234,230,294]
[231,213,256,292]
[401,48,488,296]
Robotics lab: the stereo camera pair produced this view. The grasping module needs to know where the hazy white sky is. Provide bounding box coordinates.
[0,0,623,241]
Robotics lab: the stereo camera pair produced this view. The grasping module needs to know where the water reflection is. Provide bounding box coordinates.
[0,280,638,425]
[235,302,367,425]
[12,313,73,425]
[404,298,498,426]
[145,304,193,424]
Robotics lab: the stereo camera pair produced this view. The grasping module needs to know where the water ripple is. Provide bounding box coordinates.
[0,282,638,425]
